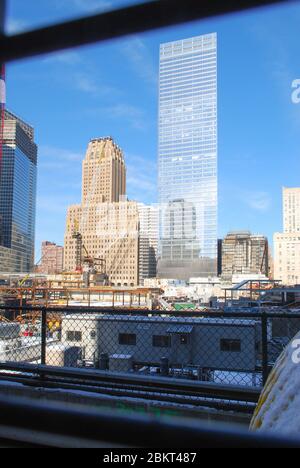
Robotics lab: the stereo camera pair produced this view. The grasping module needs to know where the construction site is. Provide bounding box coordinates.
[0,203,160,330]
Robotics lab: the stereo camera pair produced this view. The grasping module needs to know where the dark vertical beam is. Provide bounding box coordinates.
[261,312,269,385]
[41,307,47,366]
[0,0,5,36]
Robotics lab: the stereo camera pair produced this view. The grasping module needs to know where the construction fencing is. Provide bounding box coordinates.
[0,306,300,412]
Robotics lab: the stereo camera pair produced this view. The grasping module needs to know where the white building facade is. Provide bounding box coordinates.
[274,187,300,285]
[137,203,159,284]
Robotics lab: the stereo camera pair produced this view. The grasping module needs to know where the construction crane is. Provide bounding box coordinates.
[72,219,83,273]
[260,242,268,276]
[82,244,106,273]
[72,219,107,285]
[81,244,107,287]
[17,255,46,287]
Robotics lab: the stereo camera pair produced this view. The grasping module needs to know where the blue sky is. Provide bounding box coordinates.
[4,0,300,260]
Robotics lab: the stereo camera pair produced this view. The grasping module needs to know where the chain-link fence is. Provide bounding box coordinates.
[0,306,296,439]
[1,306,300,384]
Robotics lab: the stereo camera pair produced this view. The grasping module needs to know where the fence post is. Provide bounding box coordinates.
[261,312,269,386]
[41,307,47,366]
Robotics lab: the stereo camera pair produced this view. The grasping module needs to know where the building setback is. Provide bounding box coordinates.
[221,231,268,281]
[64,137,139,286]
[274,187,300,285]
[157,33,217,280]
[0,110,37,273]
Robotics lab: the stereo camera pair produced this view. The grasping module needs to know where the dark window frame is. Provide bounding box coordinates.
[66,330,82,342]
[119,333,136,346]
[220,339,241,353]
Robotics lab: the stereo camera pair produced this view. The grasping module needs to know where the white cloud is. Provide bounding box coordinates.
[121,36,157,85]
[75,74,99,94]
[107,104,147,130]
[87,103,147,130]
[39,145,83,168]
[36,195,76,214]
[73,73,120,98]
[56,0,113,13]
[244,191,272,212]
[126,154,157,202]
[127,173,156,193]
[43,51,82,65]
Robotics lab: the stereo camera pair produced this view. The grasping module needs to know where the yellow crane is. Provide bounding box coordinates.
[18,255,46,287]
[72,218,83,272]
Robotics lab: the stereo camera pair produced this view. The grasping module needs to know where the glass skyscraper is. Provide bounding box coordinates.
[0,110,37,272]
[158,33,217,280]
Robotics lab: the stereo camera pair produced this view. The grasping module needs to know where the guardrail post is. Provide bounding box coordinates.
[160,357,169,376]
[261,312,269,386]
[41,307,47,366]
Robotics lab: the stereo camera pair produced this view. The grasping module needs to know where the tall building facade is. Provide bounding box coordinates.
[283,187,300,233]
[274,187,300,285]
[81,137,126,205]
[137,203,159,284]
[157,33,217,280]
[64,138,139,286]
[0,110,37,272]
[221,231,268,281]
[36,241,64,275]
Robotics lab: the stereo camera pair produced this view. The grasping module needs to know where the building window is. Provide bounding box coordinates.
[66,331,82,342]
[220,339,241,352]
[153,335,171,348]
[119,333,136,346]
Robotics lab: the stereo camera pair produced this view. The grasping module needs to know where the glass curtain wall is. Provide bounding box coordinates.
[158,33,217,280]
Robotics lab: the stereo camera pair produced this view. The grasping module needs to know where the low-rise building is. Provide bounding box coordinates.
[60,313,260,375]
[36,241,64,274]
[220,231,268,281]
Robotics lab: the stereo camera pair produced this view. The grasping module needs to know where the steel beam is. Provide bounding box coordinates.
[0,0,290,63]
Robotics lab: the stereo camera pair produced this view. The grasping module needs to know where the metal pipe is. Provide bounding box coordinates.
[40,308,47,366]
[0,362,261,402]
[0,303,299,318]
[261,312,270,385]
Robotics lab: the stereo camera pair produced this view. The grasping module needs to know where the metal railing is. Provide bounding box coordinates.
[1,393,300,448]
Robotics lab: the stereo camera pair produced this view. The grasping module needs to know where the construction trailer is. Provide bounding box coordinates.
[60,313,260,375]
